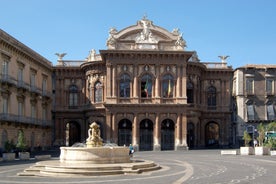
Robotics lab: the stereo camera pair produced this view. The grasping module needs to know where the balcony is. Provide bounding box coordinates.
[0,113,52,127]
[0,74,17,86]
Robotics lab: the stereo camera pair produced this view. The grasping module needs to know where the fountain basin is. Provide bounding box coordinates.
[60,146,130,164]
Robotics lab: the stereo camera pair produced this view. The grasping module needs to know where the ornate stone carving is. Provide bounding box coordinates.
[86,122,103,147]
[106,28,118,49]
[87,49,96,61]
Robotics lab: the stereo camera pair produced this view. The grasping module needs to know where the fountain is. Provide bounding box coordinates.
[18,122,161,176]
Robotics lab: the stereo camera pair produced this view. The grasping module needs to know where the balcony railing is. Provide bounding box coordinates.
[0,113,52,127]
[0,74,17,85]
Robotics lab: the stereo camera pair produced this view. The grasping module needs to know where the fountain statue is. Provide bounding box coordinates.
[86,122,103,147]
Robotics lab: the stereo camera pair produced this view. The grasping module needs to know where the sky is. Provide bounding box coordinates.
[1,0,276,69]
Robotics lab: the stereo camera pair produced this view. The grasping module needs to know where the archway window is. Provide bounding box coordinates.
[161,119,175,150]
[94,81,103,103]
[141,74,152,98]
[139,119,153,151]
[206,122,219,147]
[162,74,174,98]
[118,119,132,146]
[119,74,130,97]
[207,86,216,109]
[69,85,78,107]
[187,81,194,103]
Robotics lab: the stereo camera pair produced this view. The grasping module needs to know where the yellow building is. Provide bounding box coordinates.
[0,29,52,152]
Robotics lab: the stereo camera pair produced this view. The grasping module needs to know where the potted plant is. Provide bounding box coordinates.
[255,123,270,155]
[2,140,16,161]
[240,131,254,155]
[16,130,30,160]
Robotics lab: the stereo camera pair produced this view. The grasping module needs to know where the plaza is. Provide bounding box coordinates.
[1,149,276,184]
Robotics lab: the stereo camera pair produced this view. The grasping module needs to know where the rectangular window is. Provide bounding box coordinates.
[18,68,23,82]
[31,104,36,118]
[266,79,273,95]
[2,98,8,113]
[246,78,254,95]
[267,104,275,120]
[18,102,23,116]
[42,77,47,95]
[42,107,47,121]
[2,60,9,76]
[247,105,255,121]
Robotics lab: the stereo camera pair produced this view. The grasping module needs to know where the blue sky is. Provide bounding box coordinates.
[1,0,276,68]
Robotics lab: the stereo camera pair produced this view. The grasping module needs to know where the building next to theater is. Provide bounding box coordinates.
[52,17,233,151]
[0,29,53,151]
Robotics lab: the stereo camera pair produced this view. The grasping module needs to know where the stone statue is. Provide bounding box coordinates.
[87,49,96,61]
[106,27,117,49]
[218,55,230,63]
[175,33,186,49]
[55,53,67,60]
[86,122,103,147]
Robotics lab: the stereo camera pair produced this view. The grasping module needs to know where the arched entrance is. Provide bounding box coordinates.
[161,119,175,150]
[187,122,195,149]
[118,119,132,146]
[66,121,81,146]
[205,122,219,148]
[139,119,153,151]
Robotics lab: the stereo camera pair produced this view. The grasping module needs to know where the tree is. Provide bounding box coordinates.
[16,130,27,152]
[243,131,252,147]
[257,123,266,146]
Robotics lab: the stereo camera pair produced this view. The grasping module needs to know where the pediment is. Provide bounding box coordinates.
[106,17,187,51]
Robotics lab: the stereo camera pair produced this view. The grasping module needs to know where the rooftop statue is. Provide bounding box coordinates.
[136,16,158,44]
[106,27,118,49]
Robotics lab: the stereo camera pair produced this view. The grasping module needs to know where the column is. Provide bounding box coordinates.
[181,114,188,148]
[106,63,112,97]
[154,114,161,151]
[176,65,181,98]
[133,64,138,98]
[105,111,112,142]
[112,65,116,97]
[175,114,181,148]
[112,113,117,144]
[132,114,139,151]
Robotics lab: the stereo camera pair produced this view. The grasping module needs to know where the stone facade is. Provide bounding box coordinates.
[52,18,233,150]
[0,29,52,152]
[233,65,276,146]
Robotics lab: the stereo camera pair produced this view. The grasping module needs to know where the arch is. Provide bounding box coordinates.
[94,81,103,103]
[187,122,195,149]
[30,132,35,151]
[205,122,219,148]
[162,74,174,98]
[118,119,132,146]
[119,73,131,97]
[139,119,153,151]
[65,121,81,146]
[161,119,175,150]
[140,73,153,98]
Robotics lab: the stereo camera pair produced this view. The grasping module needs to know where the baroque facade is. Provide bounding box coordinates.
[0,29,53,151]
[52,18,233,150]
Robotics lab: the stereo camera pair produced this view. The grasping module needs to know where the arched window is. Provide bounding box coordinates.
[207,86,216,109]
[94,81,103,103]
[162,74,174,98]
[141,74,152,98]
[120,74,131,97]
[187,81,194,103]
[69,85,78,107]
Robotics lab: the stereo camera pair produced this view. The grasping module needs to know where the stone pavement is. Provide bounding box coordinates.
[0,149,276,184]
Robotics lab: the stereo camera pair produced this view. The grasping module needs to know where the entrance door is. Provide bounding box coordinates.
[118,119,132,146]
[161,119,175,150]
[205,122,219,148]
[139,119,153,151]
[66,121,81,146]
[187,122,195,149]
